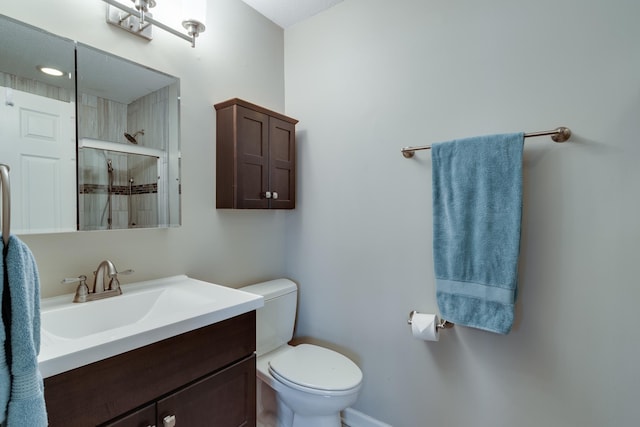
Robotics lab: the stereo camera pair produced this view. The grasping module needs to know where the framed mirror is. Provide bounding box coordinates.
[0,15,181,233]
[76,44,181,230]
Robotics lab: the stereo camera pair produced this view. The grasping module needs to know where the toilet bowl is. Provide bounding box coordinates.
[241,279,363,427]
[261,344,362,427]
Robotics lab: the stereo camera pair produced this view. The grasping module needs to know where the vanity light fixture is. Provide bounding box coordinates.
[103,0,206,48]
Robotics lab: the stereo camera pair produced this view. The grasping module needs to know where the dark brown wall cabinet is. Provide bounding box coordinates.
[215,98,298,209]
[44,312,257,427]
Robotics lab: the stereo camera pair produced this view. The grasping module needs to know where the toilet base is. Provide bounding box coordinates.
[292,413,341,427]
[258,376,346,427]
[277,398,341,427]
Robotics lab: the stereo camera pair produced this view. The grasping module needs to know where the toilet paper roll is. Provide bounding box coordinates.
[411,313,440,341]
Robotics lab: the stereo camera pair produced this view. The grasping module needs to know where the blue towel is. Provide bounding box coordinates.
[0,240,8,424]
[1,235,47,426]
[432,133,524,334]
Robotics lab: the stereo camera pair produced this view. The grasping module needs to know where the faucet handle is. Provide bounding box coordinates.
[61,275,87,285]
[107,269,132,294]
[62,275,91,303]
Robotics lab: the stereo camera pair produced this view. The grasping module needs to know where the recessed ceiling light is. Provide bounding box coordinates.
[37,66,64,77]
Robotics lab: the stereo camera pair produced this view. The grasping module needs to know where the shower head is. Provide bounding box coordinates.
[124,129,144,144]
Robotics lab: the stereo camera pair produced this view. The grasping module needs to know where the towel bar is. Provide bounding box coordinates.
[401,126,572,158]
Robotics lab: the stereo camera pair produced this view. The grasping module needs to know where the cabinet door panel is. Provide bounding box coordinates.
[237,106,269,208]
[242,163,265,204]
[269,117,295,209]
[102,404,155,427]
[272,167,292,202]
[270,123,293,162]
[157,355,256,427]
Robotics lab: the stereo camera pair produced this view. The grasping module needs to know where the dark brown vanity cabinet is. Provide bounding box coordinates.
[215,98,298,209]
[44,312,257,427]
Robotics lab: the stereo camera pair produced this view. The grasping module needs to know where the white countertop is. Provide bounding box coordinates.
[38,275,263,378]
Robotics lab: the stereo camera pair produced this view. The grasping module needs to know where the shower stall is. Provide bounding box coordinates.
[78,143,164,230]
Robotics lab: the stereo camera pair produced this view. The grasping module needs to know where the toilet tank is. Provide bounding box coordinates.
[240,279,297,356]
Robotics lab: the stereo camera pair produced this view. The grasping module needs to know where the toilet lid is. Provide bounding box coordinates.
[268,344,362,391]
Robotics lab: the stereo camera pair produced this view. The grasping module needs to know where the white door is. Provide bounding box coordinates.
[0,87,76,234]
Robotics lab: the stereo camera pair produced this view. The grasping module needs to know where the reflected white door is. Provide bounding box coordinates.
[0,87,76,234]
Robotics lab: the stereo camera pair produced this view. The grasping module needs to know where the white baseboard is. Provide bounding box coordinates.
[341,408,392,427]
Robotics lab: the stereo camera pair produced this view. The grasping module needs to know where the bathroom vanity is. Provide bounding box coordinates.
[44,312,256,426]
[39,275,263,427]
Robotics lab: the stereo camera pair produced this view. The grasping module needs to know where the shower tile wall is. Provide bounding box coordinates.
[78,88,168,229]
[79,149,159,229]
[78,94,127,143]
[126,154,158,228]
[127,87,169,152]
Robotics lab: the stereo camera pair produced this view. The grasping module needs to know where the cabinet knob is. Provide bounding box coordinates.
[272,192,278,199]
[263,191,272,199]
[163,415,176,427]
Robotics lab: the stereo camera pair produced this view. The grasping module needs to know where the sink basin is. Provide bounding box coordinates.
[43,281,223,339]
[43,287,165,339]
[39,275,263,378]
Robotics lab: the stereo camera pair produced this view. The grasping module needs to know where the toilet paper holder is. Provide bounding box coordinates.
[407,310,454,330]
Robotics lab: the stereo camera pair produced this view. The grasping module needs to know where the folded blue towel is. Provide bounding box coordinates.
[0,239,9,424]
[432,133,524,334]
[2,235,47,426]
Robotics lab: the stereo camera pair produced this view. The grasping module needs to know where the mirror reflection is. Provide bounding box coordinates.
[76,44,181,230]
[0,15,181,234]
[0,15,76,234]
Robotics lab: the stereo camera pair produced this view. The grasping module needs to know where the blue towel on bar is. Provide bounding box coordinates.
[432,133,524,334]
[2,235,47,426]
[0,240,8,424]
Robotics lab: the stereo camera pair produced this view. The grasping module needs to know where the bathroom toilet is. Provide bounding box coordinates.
[240,279,363,427]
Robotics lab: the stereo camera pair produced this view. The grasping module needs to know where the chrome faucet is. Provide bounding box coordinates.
[93,259,119,295]
[62,260,133,303]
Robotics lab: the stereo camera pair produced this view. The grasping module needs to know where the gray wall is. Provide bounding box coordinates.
[4,0,639,426]
[2,0,289,296]
[284,0,640,425]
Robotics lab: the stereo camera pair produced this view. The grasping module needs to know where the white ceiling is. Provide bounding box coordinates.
[240,0,344,28]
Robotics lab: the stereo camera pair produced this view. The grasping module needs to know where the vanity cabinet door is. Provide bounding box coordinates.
[102,404,155,427]
[156,354,256,427]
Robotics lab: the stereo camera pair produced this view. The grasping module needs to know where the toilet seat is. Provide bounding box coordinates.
[268,344,362,394]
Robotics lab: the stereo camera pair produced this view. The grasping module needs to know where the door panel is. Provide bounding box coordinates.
[0,87,76,233]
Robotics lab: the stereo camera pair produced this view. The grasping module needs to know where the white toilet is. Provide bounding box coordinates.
[240,279,363,427]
